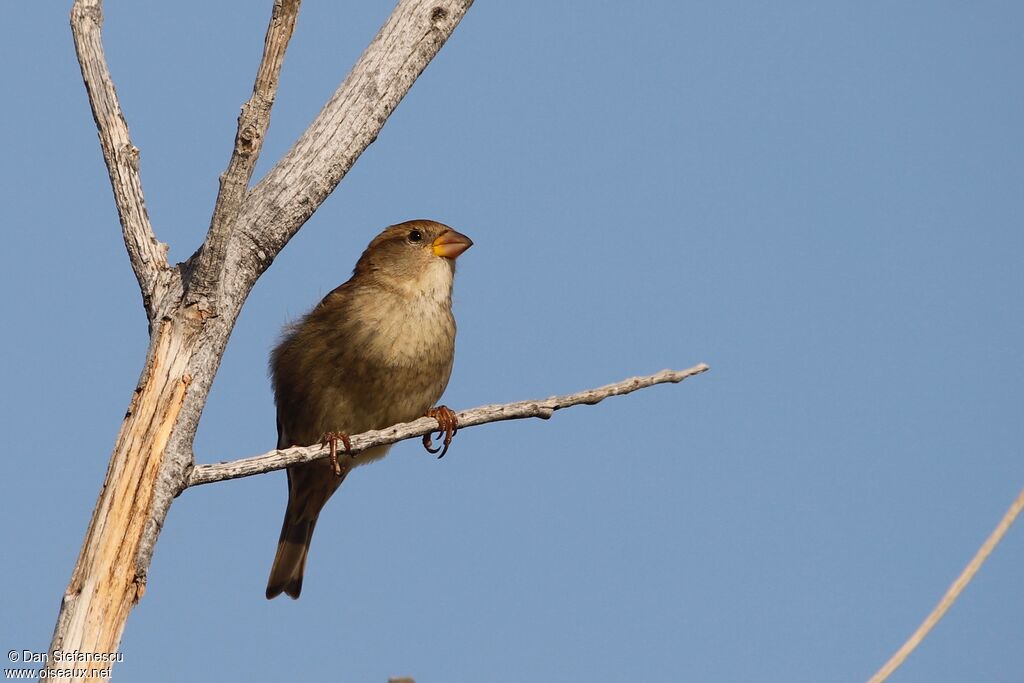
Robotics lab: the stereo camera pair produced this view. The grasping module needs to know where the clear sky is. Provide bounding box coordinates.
[3,2,1023,681]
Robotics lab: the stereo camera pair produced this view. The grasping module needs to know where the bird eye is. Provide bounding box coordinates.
[408,229,423,243]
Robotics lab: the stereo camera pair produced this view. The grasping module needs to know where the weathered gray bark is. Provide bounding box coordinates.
[50,1,475,679]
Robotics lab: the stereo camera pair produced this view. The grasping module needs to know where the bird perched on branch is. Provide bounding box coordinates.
[266,219,473,600]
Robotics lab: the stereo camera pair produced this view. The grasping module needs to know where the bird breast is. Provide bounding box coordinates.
[356,260,456,368]
[360,290,454,367]
[337,265,456,428]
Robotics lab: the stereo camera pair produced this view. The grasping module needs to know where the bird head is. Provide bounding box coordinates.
[353,220,473,292]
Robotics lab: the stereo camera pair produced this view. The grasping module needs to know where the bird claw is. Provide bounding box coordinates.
[423,405,458,459]
[320,431,353,477]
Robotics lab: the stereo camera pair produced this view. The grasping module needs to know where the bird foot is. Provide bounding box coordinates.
[423,405,458,459]
[320,431,353,476]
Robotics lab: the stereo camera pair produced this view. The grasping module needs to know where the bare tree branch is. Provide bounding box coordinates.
[867,485,1024,683]
[189,0,302,308]
[187,364,710,487]
[70,0,168,318]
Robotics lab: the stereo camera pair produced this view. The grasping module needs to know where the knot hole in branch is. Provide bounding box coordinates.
[121,143,140,171]
[237,123,260,155]
[430,6,449,24]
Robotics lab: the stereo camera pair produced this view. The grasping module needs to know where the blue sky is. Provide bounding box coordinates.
[2,2,1023,681]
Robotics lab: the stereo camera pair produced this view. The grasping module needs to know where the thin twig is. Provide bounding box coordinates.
[189,0,301,307]
[187,364,709,488]
[71,0,167,316]
[867,486,1024,683]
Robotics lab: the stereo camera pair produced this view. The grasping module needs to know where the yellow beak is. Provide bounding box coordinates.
[432,228,474,259]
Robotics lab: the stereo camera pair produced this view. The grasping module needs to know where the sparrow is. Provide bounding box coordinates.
[266,219,473,600]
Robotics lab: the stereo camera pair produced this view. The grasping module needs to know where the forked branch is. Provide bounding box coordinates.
[187,364,710,487]
[70,0,168,316]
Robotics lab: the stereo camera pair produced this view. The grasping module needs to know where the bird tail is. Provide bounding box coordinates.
[266,509,318,600]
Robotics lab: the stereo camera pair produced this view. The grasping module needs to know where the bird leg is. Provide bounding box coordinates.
[320,431,353,476]
[423,405,459,459]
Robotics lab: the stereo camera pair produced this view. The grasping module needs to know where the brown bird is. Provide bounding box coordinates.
[266,219,473,600]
